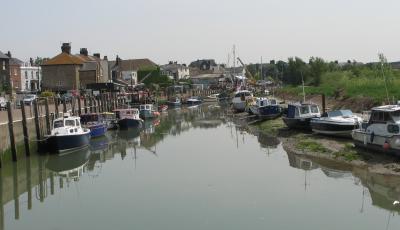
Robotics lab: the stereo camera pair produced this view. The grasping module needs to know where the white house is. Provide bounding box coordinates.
[20,62,41,92]
[160,61,190,80]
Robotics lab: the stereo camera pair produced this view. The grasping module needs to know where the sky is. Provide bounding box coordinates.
[1,0,400,65]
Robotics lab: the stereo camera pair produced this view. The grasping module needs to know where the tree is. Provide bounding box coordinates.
[284,57,308,85]
[308,57,328,85]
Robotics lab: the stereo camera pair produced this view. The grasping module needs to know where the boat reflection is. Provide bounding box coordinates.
[45,148,91,181]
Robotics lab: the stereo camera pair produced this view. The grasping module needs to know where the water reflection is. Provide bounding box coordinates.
[1,104,400,230]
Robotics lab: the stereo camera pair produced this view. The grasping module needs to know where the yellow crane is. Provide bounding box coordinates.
[237,57,255,79]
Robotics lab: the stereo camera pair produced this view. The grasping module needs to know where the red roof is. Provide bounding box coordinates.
[42,52,85,65]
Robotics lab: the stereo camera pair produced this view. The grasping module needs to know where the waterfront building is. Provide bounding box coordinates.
[20,61,41,92]
[5,51,23,92]
[160,61,190,80]
[109,57,157,86]
[0,51,10,93]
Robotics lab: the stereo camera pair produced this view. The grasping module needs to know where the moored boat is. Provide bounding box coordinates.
[186,96,202,105]
[115,108,143,129]
[249,97,282,119]
[282,103,321,130]
[139,104,160,119]
[232,90,253,112]
[45,113,91,153]
[352,105,400,155]
[311,109,362,137]
[80,113,108,138]
[168,96,182,107]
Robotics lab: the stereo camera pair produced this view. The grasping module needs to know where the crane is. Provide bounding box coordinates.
[237,57,255,79]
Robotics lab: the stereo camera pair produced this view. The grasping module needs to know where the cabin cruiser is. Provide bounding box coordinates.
[45,113,91,153]
[311,110,362,137]
[232,90,253,112]
[282,103,321,130]
[139,104,160,119]
[186,96,202,105]
[80,113,108,138]
[249,97,282,119]
[114,108,143,129]
[352,105,400,155]
[100,112,118,130]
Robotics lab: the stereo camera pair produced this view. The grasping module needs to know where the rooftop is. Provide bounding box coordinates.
[42,52,85,66]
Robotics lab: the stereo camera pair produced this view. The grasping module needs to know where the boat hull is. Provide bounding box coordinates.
[250,105,282,119]
[118,118,143,129]
[311,121,357,137]
[232,101,246,112]
[282,117,313,130]
[45,132,91,154]
[87,123,108,138]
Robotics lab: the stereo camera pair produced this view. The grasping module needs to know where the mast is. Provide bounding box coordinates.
[260,56,263,80]
[301,71,305,103]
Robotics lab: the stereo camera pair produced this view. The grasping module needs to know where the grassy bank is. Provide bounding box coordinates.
[278,70,400,104]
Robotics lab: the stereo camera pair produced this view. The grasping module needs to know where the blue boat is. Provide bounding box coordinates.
[249,97,282,120]
[80,113,108,138]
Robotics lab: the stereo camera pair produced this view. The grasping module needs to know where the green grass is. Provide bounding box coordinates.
[333,143,360,161]
[257,119,285,135]
[296,139,330,153]
[279,70,400,103]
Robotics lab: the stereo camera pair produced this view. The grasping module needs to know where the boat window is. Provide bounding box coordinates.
[146,105,150,109]
[244,92,251,97]
[300,106,310,114]
[65,120,75,126]
[327,110,343,117]
[270,99,277,105]
[235,93,241,98]
[370,111,392,123]
[341,110,353,116]
[53,120,64,128]
[310,105,319,113]
[387,124,399,134]
[76,119,80,126]
[390,110,400,122]
[295,107,300,117]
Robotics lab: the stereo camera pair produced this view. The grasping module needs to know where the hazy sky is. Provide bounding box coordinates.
[2,0,400,65]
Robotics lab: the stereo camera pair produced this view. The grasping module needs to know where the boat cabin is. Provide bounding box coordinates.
[114,108,140,120]
[52,114,83,135]
[255,98,278,107]
[80,113,102,124]
[323,110,353,118]
[234,90,253,100]
[368,105,400,125]
[286,103,320,118]
[140,104,154,111]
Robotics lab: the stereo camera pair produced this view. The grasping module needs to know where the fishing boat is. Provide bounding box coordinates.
[115,108,143,129]
[352,105,400,155]
[139,104,160,119]
[231,90,253,112]
[311,110,362,137]
[80,113,108,138]
[282,103,321,130]
[204,93,219,102]
[249,97,282,119]
[168,96,182,107]
[186,96,202,105]
[45,113,91,153]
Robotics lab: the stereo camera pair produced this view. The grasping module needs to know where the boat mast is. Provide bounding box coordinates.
[301,71,305,103]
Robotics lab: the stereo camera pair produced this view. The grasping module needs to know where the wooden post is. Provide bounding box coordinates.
[38,157,44,202]
[26,157,32,210]
[71,96,75,115]
[62,98,67,113]
[7,102,17,161]
[78,96,82,116]
[0,170,4,229]
[89,97,93,113]
[97,97,101,113]
[21,103,30,157]
[12,163,20,219]
[54,96,59,118]
[83,96,88,114]
[321,94,326,114]
[45,98,51,135]
[33,99,41,142]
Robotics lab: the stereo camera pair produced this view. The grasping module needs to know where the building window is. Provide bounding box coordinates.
[25,71,28,79]
[31,71,34,78]
[14,68,17,75]
[26,81,29,90]
[36,71,39,79]
[2,61,4,70]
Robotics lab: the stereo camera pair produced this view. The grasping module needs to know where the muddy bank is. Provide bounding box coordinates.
[243,117,400,176]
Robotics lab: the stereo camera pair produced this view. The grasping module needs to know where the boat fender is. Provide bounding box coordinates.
[370,132,375,143]
[383,140,390,151]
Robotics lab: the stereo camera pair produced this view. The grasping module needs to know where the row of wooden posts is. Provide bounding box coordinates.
[3,93,128,167]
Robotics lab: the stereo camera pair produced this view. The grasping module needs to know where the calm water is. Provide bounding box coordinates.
[1,105,400,230]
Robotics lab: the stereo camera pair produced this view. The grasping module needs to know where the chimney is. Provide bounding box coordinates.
[116,55,120,65]
[80,48,88,56]
[61,43,71,54]
[93,53,100,58]
[103,56,108,60]
[30,57,34,66]
[6,51,11,58]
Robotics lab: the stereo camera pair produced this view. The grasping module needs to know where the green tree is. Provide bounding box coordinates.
[308,57,328,85]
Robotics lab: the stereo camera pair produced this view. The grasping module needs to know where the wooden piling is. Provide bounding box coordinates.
[321,94,326,114]
[78,96,82,116]
[54,96,59,118]
[62,98,67,113]
[6,102,17,161]
[12,163,19,219]
[21,103,30,157]
[45,98,51,135]
[26,157,32,210]
[0,169,4,229]
[33,99,41,142]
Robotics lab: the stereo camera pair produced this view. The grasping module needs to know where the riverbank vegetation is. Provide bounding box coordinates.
[249,54,400,103]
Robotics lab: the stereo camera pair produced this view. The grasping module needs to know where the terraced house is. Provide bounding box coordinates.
[0,51,10,93]
[41,43,109,92]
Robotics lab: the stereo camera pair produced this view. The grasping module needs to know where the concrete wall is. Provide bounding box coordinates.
[42,65,80,91]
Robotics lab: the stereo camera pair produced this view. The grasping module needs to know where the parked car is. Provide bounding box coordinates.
[60,93,73,102]
[0,97,7,110]
[23,94,37,105]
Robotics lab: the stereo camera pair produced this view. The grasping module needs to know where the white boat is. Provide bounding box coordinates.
[115,108,143,129]
[186,96,202,105]
[232,90,253,112]
[45,113,91,153]
[168,96,182,107]
[352,105,400,155]
[311,110,362,137]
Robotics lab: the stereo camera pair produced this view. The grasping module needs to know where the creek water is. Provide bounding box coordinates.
[1,105,400,230]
